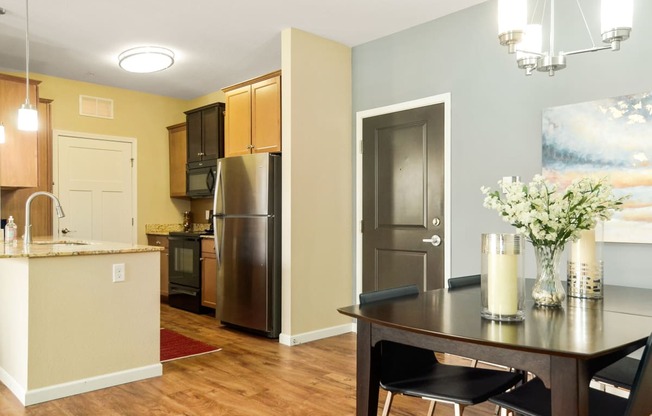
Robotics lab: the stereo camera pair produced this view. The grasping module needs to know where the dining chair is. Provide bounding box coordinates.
[360,284,523,416]
[593,355,639,391]
[447,274,481,289]
[447,274,504,369]
[488,331,652,416]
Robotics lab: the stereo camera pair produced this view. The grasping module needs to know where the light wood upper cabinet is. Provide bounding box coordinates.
[224,85,252,157]
[224,71,281,157]
[0,74,39,188]
[167,123,187,198]
[252,75,281,154]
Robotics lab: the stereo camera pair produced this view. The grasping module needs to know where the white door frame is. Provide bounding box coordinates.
[52,130,138,244]
[355,93,452,300]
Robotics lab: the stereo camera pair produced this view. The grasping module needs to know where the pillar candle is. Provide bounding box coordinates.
[571,229,596,266]
[487,252,518,315]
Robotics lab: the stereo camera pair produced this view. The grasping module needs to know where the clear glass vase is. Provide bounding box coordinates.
[531,244,566,307]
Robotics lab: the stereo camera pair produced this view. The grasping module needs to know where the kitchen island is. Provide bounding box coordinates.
[0,239,163,406]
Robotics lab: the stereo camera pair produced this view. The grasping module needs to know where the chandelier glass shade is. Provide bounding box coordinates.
[118,46,175,73]
[497,0,634,76]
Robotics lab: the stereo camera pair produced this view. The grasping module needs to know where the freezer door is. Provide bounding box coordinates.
[215,153,276,216]
[217,216,278,334]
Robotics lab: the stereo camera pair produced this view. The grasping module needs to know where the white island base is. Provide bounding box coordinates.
[0,241,162,405]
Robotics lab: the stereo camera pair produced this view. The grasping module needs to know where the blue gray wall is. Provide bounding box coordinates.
[352,0,652,289]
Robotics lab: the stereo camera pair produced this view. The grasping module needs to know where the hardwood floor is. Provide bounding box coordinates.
[0,304,498,416]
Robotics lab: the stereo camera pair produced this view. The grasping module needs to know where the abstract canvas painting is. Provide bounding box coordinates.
[542,91,652,244]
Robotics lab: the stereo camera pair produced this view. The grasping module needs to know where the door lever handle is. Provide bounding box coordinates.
[422,235,442,247]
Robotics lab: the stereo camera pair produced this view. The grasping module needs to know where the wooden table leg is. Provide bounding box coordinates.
[356,320,380,416]
[550,356,591,416]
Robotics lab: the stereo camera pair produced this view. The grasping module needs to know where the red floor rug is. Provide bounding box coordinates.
[160,328,221,362]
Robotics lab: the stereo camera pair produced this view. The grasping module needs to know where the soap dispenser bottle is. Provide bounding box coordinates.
[5,216,17,246]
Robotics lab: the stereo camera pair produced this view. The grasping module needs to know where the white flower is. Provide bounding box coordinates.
[481,175,628,250]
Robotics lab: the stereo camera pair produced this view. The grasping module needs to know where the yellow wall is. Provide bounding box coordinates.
[187,90,226,110]
[281,29,353,339]
[2,72,193,244]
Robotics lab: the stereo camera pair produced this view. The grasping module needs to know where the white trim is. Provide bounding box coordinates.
[355,93,452,298]
[52,130,138,245]
[279,323,355,346]
[1,363,162,406]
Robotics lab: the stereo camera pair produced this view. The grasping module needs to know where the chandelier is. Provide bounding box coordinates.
[498,0,633,76]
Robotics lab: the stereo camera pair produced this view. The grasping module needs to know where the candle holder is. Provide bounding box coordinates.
[567,223,604,299]
[481,233,525,322]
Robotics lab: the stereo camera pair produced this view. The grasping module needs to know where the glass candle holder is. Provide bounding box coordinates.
[481,233,525,322]
[567,223,604,299]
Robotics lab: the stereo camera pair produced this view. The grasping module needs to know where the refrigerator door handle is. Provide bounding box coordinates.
[213,160,223,266]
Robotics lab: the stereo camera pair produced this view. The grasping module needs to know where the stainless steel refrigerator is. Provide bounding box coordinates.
[212,153,281,338]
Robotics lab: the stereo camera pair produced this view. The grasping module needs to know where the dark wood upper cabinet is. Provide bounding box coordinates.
[185,102,225,163]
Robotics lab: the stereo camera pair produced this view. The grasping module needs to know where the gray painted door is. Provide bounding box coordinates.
[362,103,445,292]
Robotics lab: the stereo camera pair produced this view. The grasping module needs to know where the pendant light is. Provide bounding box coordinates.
[17,0,37,132]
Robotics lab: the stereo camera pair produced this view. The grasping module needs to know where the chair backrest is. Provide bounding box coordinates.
[359,284,419,305]
[448,274,481,289]
[359,284,435,382]
[624,331,652,416]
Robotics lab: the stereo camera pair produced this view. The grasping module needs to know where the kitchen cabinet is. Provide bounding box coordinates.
[147,234,169,301]
[185,102,225,163]
[223,71,281,157]
[0,74,39,187]
[167,122,187,198]
[201,238,217,309]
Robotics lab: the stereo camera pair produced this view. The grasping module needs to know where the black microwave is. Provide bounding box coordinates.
[187,159,217,198]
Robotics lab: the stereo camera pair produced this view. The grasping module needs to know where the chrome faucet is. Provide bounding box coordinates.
[24,191,65,245]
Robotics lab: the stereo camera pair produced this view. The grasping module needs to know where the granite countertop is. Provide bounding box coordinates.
[145,223,213,237]
[0,238,163,259]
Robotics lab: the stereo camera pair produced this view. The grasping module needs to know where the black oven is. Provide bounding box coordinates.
[168,232,202,313]
[187,159,217,198]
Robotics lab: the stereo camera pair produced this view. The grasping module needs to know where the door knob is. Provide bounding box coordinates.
[422,235,442,247]
[61,228,71,235]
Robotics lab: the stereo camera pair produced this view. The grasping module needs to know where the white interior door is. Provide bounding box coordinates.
[55,133,135,243]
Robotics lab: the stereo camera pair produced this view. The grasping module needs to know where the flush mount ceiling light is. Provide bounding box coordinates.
[118,46,175,73]
[498,0,633,76]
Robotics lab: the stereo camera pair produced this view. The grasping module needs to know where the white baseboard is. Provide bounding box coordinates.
[279,323,356,346]
[3,364,163,406]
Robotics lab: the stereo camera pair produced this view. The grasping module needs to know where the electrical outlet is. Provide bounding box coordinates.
[112,263,125,282]
[205,209,211,220]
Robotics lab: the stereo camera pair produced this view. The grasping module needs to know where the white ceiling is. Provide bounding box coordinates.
[0,0,487,100]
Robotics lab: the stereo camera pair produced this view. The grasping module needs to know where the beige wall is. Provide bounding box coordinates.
[281,28,353,339]
[3,71,192,244]
[0,251,161,404]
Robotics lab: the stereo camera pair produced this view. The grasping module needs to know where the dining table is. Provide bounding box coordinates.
[337,281,652,416]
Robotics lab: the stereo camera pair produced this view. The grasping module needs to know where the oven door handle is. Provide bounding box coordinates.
[169,287,199,297]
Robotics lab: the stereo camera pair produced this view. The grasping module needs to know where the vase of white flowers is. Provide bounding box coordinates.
[531,244,566,306]
[481,175,626,308]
